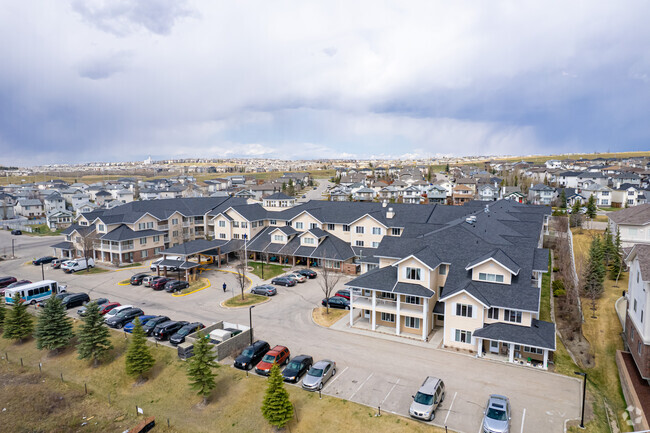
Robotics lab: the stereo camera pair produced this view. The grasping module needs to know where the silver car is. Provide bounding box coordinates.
[409,376,445,421]
[482,394,511,433]
[301,360,336,391]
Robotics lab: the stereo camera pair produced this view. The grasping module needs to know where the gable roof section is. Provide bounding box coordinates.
[100,225,163,242]
[608,204,650,225]
[473,319,556,350]
[465,249,521,275]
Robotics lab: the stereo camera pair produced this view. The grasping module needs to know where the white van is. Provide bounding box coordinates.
[62,258,95,273]
[150,256,181,272]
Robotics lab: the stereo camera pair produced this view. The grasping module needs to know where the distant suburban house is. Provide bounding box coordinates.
[477,184,500,201]
[15,198,44,218]
[528,184,555,206]
[502,187,525,203]
[46,209,74,230]
[608,204,650,247]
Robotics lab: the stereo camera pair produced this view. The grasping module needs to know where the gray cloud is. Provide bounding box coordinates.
[77,50,132,80]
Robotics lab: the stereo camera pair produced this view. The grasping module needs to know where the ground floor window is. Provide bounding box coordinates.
[381,312,395,322]
[323,259,340,269]
[405,317,420,329]
[154,247,161,255]
[523,346,543,355]
[141,250,148,258]
[454,329,472,343]
[639,341,643,356]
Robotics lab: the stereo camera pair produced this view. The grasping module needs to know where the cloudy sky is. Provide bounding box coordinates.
[1,1,649,165]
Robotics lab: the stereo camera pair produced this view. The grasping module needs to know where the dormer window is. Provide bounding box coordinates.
[479,273,504,283]
[405,267,422,281]
[273,234,284,242]
[303,237,315,245]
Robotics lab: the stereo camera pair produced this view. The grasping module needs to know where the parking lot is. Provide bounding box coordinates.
[1,231,581,432]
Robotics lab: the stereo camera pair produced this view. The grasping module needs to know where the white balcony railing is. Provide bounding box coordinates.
[158,224,169,231]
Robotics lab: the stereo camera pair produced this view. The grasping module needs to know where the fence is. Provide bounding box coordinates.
[0,217,46,232]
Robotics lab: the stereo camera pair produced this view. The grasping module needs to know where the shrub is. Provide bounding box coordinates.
[553,289,566,297]
[552,279,565,291]
[552,266,559,272]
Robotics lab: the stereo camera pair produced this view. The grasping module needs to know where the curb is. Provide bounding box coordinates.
[219,295,271,309]
[112,260,153,272]
[172,278,211,297]
[117,280,131,286]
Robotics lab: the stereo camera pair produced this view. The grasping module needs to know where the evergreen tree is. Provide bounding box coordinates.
[261,364,294,429]
[287,179,295,196]
[186,331,218,404]
[570,200,583,228]
[586,194,597,218]
[34,296,74,353]
[0,297,6,333]
[602,226,615,268]
[583,236,606,317]
[77,302,113,366]
[125,317,155,380]
[445,163,450,173]
[609,227,623,280]
[3,294,34,342]
[281,182,287,193]
[559,189,567,209]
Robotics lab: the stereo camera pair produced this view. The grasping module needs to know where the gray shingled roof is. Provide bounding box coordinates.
[51,241,73,250]
[100,225,163,242]
[473,319,556,350]
[466,249,521,275]
[608,204,650,225]
[265,192,293,200]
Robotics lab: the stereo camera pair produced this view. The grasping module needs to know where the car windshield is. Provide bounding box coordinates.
[414,392,434,405]
[287,361,301,370]
[486,407,507,421]
[262,354,276,363]
[241,349,254,357]
[177,327,192,336]
[307,367,323,377]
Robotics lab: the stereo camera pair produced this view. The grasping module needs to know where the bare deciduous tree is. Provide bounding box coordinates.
[319,257,342,314]
[235,248,249,300]
[80,229,99,273]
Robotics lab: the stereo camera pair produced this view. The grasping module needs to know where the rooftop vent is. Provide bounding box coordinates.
[465,216,477,224]
[386,207,395,219]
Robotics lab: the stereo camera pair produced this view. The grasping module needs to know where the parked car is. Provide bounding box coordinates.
[322,297,349,310]
[282,355,313,383]
[129,273,150,285]
[77,298,109,316]
[142,315,171,336]
[289,272,307,283]
[51,258,66,269]
[409,376,445,421]
[61,293,90,309]
[38,292,70,308]
[99,302,122,315]
[33,256,56,265]
[104,305,134,322]
[123,315,157,333]
[169,322,205,345]
[7,280,32,289]
[0,277,18,289]
[62,258,95,273]
[106,307,144,328]
[482,395,511,433]
[150,256,181,272]
[255,345,290,376]
[234,340,271,370]
[164,279,189,293]
[10,229,22,235]
[143,275,164,287]
[302,359,336,391]
[271,277,296,287]
[250,285,277,296]
[296,269,317,279]
[334,289,350,300]
[153,320,189,341]
[151,277,172,291]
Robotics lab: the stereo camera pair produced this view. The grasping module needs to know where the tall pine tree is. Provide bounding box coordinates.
[34,296,74,353]
[559,189,567,209]
[186,331,218,404]
[125,317,155,380]
[583,236,606,318]
[609,227,623,280]
[261,364,294,429]
[586,194,597,218]
[77,302,113,366]
[0,297,6,333]
[3,294,34,342]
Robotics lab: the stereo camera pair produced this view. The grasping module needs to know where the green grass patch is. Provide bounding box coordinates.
[177,278,210,295]
[118,279,131,285]
[540,253,551,322]
[597,207,623,213]
[23,224,61,236]
[76,267,110,275]
[223,293,267,307]
[248,261,290,281]
[119,262,142,268]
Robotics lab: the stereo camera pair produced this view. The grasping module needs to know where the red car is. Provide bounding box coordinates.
[151,277,172,291]
[99,302,121,315]
[334,289,350,300]
[255,345,290,376]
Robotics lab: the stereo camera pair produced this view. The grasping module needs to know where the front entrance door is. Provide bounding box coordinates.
[364,310,370,319]
[489,340,499,354]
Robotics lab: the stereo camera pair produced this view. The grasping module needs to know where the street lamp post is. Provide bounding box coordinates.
[12,238,15,258]
[574,371,587,428]
[41,262,45,280]
[249,305,255,345]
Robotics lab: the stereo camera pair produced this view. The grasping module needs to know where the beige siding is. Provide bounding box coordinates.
[471,260,512,284]
[212,214,232,240]
[290,212,322,231]
[444,293,484,350]
[397,257,431,287]
[350,215,387,249]
[379,257,398,268]
[324,223,351,243]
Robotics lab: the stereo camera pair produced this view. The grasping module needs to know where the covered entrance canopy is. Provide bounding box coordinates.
[51,241,74,259]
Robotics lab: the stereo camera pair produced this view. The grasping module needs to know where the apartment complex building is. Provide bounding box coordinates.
[624,244,650,380]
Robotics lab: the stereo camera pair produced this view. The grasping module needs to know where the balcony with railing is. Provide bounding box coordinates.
[158,224,169,231]
[350,292,424,318]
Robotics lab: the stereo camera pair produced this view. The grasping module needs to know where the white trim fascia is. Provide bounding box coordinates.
[465,257,520,276]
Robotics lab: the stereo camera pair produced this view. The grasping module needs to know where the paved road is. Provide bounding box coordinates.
[298,180,332,202]
[0,231,581,433]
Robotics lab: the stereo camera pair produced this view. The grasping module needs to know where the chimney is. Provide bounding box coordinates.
[382,201,387,208]
[386,207,395,219]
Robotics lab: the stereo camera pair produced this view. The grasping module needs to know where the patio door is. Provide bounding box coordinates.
[363,310,370,319]
[489,340,499,354]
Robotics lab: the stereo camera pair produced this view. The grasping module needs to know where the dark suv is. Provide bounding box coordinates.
[153,321,189,341]
[129,273,150,285]
[142,316,170,336]
[61,293,90,309]
[234,340,270,370]
[164,280,189,293]
[106,307,144,329]
[282,355,313,383]
[169,322,205,345]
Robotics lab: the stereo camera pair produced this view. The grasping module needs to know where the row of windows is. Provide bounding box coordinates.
[138,222,155,230]
[478,273,505,283]
[355,240,380,248]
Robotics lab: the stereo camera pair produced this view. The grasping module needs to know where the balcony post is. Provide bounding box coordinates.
[395,296,401,336]
[371,291,376,331]
[422,298,428,341]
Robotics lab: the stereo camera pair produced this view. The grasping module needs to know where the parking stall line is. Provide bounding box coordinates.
[520,408,526,433]
[379,378,400,407]
[349,372,373,401]
[444,391,457,426]
[327,366,348,387]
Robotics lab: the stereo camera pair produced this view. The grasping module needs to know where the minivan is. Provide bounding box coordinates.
[62,258,95,273]
[409,376,445,421]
